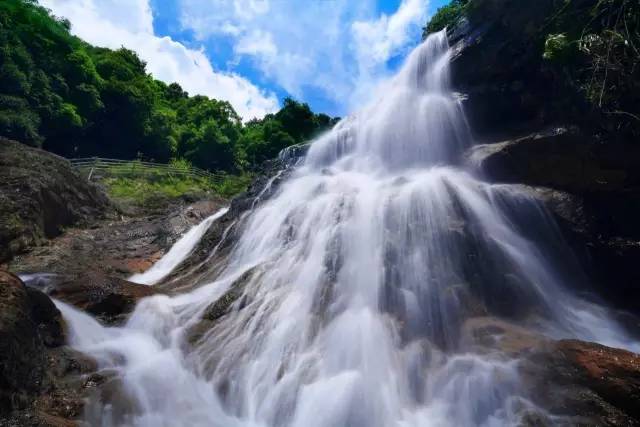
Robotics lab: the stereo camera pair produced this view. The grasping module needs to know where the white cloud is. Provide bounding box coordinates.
[179,0,429,114]
[39,0,279,120]
[352,0,428,67]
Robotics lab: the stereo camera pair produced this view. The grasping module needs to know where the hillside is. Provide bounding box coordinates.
[0,0,338,172]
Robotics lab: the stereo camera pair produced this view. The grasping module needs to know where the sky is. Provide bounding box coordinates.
[39,0,450,120]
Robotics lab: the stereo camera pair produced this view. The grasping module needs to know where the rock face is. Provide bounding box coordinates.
[523,340,640,426]
[9,199,225,280]
[462,316,640,425]
[0,270,96,426]
[0,270,54,414]
[469,127,634,193]
[0,138,111,264]
[451,1,640,314]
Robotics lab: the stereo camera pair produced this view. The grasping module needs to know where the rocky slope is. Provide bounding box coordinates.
[449,0,640,314]
[0,138,111,265]
[0,139,226,424]
[0,271,95,427]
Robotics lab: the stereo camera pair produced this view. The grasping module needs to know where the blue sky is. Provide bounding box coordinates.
[40,0,449,119]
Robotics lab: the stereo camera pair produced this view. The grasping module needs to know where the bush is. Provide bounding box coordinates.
[423,0,470,37]
[543,33,572,62]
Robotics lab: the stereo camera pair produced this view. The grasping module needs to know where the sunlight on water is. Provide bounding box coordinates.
[56,30,639,427]
[129,208,229,285]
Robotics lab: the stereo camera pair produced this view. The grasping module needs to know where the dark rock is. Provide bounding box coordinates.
[449,0,566,137]
[202,268,255,322]
[26,288,65,348]
[0,271,48,414]
[0,271,109,426]
[462,317,640,424]
[0,271,94,427]
[0,138,112,264]
[187,268,258,345]
[47,273,159,324]
[469,127,632,193]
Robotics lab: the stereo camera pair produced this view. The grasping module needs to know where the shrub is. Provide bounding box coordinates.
[423,0,470,37]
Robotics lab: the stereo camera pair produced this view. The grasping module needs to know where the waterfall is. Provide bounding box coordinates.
[57,30,639,427]
[129,208,229,286]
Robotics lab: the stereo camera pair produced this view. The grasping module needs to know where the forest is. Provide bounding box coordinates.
[0,0,338,173]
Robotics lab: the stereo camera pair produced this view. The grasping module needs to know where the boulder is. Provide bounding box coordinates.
[47,273,159,324]
[0,271,64,415]
[462,317,640,425]
[523,339,640,426]
[468,127,630,193]
[0,138,111,264]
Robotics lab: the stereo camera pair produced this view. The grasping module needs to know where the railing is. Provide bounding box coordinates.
[69,157,225,183]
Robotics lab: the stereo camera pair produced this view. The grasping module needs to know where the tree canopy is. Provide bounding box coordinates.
[0,0,338,172]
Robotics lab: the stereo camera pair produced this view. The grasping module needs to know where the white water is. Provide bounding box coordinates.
[57,31,639,427]
[129,208,229,285]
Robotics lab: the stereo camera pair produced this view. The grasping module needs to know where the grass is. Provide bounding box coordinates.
[104,175,213,202]
[98,161,254,205]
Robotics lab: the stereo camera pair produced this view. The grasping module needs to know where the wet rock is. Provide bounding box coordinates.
[523,340,640,426]
[520,186,640,313]
[449,0,568,137]
[202,269,255,322]
[47,273,159,324]
[0,272,106,426]
[461,316,546,357]
[469,127,630,193]
[0,138,111,264]
[0,271,93,427]
[26,288,65,348]
[164,160,292,290]
[187,268,258,344]
[10,199,225,284]
[0,271,49,414]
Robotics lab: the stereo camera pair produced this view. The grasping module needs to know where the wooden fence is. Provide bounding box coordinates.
[69,157,225,183]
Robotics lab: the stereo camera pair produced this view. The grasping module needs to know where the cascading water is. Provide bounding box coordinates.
[56,30,639,427]
[129,208,229,285]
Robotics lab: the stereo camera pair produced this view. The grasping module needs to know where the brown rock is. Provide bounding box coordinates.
[555,340,640,419]
[523,339,640,426]
[47,273,160,324]
[461,316,546,356]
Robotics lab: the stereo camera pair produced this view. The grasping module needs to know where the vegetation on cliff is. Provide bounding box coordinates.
[423,0,470,36]
[0,0,337,173]
[425,0,639,141]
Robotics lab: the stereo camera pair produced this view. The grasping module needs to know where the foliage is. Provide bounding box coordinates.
[543,0,640,136]
[423,0,470,37]
[104,175,214,204]
[102,163,252,202]
[0,0,337,175]
[212,173,254,199]
[543,33,571,61]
